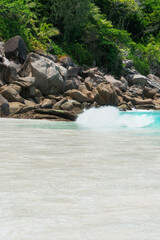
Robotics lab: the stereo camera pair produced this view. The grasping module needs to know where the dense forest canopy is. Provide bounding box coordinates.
[0,0,160,76]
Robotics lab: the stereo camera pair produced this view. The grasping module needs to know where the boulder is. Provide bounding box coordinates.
[41,99,53,108]
[0,62,17,84]
[84,77,97,91]
[124,60,133,68]
[24,99,37,108]
[4,36,27,63]
[8,60,22,72]
[123,94,134,103]
[80,67,104,83]
[27,85,36,97]
[77,84,95,102]
[0,94,10,116]
[55,98,74,111]
[35,89,43,98]
[64,89,92,103]
[143,87,158,99]
[120,76,128,85]
[128,74,148,86]
[69,99,82,108]
[123,67,137,77]
[9,102,24,115]
[1,56,10,66]
[127,85,143,97]
[53,98,67,109]
[9,100,38,115]
[78,83,93,98]
[35,51,57,62]
[105,75,126,90]
[33,89,43,104]
[20,85,36,99]
[67,66,78,77]
[12,77,36,99]
[19,53,67,95]
[14,100,38,114]
[115,87,123,97]
[135,104,156,110]
[118,95,124,104]
[9,83,22,94]
[123,94,154,105]
[47,95,63,102]
[0,85,24,102]
[34,109,77,121]
[64,77,79,91]
[12,77,35,88]
[95,83,118,106]
[53,98,81,112]
[153,96,160,106]
[118,102,132,111]
[147,74,160,83]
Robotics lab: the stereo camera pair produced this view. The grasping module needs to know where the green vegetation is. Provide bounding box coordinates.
[1,0,160,76]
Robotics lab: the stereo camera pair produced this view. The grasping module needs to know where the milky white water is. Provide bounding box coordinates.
[0,107,160,240]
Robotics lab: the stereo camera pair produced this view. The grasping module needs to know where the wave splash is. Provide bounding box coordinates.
[76,106,155,128]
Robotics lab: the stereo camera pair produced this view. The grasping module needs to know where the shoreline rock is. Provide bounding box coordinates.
[1,36,160,121]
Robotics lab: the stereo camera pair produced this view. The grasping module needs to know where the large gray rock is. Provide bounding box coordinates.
[12,76,36,99]
[147,74,160,83]
[105,75,128,91]
[12,77,35,88]
[143,87,158,99]
[80,67,104,83]
[0,94,10,116]
[0,62,17,84]
[95,83,118,106]
[53,98,81,112]
[4,36,27,63]
[124,60,133,68]
[84,77,97,91]
[64,77,79,91]
[67,66,78,77]
[128,74,148,86]
[19,53,67,95]
[0,85,24,102]
[36,51,57,62]
[64,89,92,103]
[54,98,73,111]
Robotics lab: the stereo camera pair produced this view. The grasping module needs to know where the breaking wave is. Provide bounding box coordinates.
[76,106,158,129]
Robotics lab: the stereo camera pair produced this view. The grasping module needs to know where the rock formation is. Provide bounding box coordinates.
[1,36,160,121]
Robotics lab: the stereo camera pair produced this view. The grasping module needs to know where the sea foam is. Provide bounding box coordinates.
[76,106,155,128]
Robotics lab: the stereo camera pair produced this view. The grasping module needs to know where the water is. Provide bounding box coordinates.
[0,107,160,240]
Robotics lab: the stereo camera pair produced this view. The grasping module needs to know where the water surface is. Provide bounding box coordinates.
[0,107,160,240]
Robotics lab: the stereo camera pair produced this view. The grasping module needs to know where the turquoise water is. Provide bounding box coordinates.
[0,107,160,240]
[11,107,160,130]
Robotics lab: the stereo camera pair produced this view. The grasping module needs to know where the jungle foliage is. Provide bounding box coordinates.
[1,0,160,76]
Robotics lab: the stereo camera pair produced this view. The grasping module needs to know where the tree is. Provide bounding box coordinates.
[36,0,92,41]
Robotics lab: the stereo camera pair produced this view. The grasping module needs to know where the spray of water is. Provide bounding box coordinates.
[76,106,155,129]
